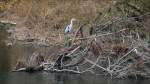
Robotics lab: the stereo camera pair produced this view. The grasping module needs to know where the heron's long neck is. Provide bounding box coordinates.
[70,20,73,26]
[134,49,138,54]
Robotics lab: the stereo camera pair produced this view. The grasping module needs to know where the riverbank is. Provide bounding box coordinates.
[0,0,150,79]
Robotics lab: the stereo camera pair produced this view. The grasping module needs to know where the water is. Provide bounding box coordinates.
[0,24,150,84]
[1,72,150,84]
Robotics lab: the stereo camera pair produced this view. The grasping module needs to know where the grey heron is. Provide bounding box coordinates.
[64,18,76,34]
[64,18,76,47]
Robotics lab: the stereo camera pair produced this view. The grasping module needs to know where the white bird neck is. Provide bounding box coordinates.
[70,20,73,25]
[134,49,138,54]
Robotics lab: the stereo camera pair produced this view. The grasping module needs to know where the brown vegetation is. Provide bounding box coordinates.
[1,0,150,79]
[112,43,128,56]
[89,40,103,57]
[0,0,110,45]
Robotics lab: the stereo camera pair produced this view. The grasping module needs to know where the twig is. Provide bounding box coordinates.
[84,58,107,71]
[112,47,137,70]
[75,28,127,40]
[66,46,81,57]
[50,69,81,74]
[81,56,101,73]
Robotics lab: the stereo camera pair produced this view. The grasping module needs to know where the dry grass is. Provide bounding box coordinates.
[0,0,111,44]
[0,0,149,44]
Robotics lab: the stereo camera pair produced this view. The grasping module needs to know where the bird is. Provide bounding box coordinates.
[134,48,139,54]
[64,18,76,34]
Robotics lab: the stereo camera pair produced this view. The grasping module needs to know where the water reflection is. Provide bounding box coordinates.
[0,72,150,84]
[0,27,10,72]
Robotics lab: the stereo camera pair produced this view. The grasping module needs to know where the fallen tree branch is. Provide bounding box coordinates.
[75,28,127,40]
[84,58,107,71]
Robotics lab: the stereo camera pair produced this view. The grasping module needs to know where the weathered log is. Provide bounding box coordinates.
[12,66,44,72]
[14,61,26,70]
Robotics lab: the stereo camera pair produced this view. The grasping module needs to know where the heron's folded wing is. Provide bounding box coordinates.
[64,25,70,33]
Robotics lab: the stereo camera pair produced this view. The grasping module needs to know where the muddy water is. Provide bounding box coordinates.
[0,23,150,84]
[0,26,10,72]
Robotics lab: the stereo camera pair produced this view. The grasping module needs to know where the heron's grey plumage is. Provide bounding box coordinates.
[64,18,76,34]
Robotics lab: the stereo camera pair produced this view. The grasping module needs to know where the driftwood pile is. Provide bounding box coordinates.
[13,1,150,79]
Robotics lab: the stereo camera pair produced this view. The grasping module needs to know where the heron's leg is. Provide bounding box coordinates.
[64,34,72,48]
[64,35,69,47]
